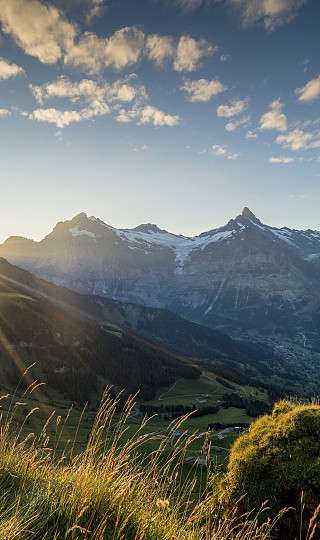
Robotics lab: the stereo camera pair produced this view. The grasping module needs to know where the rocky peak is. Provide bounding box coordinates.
[69,212,90,225]
[241,207,258,220]
[133,224,168,234]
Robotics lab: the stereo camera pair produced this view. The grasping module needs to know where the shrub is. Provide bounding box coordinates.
[217,400,320,538]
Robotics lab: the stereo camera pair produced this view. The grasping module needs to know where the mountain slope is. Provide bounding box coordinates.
[2,208,320,337]
[0,256,280,391]
[2,209,320,394]
[0,257,309,395]
[0,258,199,402]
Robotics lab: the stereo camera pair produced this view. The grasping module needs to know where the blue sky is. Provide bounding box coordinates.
[0,0,320,241]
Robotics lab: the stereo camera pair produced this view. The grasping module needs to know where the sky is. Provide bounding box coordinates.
[0,0,320,242]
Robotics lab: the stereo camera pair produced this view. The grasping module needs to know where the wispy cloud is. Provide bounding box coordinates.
[225,115,250,132]
[270,155,320,163]
[65,27,215,74]
[181,78,226,102]
[174,36,216,72]
[131,143,150,152]
[161,0,306,30]
[0,0,76,64]
[0,0,216,78]
[296,76,320,103]
[29,103,110,128]
[230,0,306,31]
[0,58,25,80]
[146,34,216,72]
[212,143,240,159]
[29,72,178,129]
[145,35,175,66]
[276,128,320,151]
[217,98,249,118]
[86,0,106,22]
[269,156,296,164]
[30,75,147,106]
[117,105,180,126]
[65,26,145,73]
[260,99,287,132]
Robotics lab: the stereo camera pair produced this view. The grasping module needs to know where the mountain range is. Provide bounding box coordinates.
[2,208,320,394]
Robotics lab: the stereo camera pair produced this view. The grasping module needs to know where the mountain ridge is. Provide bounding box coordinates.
[4,207,320,267]
[2,207,320,395]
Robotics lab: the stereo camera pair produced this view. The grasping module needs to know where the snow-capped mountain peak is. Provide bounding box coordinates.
[2,207,320,348]
[132,224,169,234]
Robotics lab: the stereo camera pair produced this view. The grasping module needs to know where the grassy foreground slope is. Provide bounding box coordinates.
[0,389,282,540]
[0,392,318,540]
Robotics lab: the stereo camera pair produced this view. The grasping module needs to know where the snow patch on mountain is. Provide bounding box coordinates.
[270,229,296,247]
[69,227,96,239]
[118,227,237,273]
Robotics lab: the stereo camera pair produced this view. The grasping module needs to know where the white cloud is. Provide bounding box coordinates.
[276,128,320,151]
[260,99,287,132]
[116,108,139,123]
[30,76,178,130]
[138,105,180,126]
[65,26,145,73]
[181,79,226,102]
[29,108,82,128]
[225,115,250,132]
[30,76,147,106]
[217,98,249,118]
[212,144,240,159]
[231,0,306,31]
[0,1,215,77]
[0,108,11,117]
[145,35,175,66]
[104,27,144,70]
[0,58,25,80]
[116,105,180,126]
[269,156,296,163]
[29,101,109,128]
[173,36,215,72]
[270,155,320,164]
[146,34,216,72]
[29,75,150,129]
[0,0,76,64]
[295,76,320,103]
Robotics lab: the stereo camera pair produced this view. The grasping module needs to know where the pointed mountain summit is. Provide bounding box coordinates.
[241,207,257,220]
[133,224,168,234]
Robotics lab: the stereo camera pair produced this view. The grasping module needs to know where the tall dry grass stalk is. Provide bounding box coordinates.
[0,386,303,540]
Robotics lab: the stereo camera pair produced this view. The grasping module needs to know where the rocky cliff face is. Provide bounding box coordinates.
[2,208,320,343]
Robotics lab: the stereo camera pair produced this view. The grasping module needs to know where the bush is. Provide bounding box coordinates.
[218,400,320,538]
